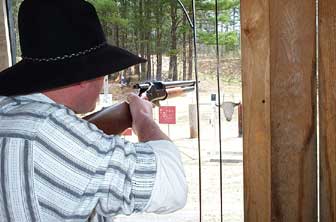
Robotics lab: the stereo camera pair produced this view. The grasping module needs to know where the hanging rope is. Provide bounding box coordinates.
[215,0,224,221]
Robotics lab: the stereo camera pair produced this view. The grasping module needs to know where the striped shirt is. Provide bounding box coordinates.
[0,94,187,222]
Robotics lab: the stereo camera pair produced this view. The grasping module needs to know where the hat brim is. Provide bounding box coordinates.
[0,44,146,96]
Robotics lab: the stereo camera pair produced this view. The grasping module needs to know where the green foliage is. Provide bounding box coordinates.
[198,31,239,50]
[168,49,180,56]
[196,0,240,51]
[12,0,240,55]
[87,0,128,27]
[197,0,239,11]
[221,31,239,50]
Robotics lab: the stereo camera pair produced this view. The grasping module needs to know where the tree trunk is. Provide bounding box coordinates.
[169,0,178,81]
[139,0,146,80]
[0,0,9,71]
[115,25,119,47]
[182,15,187,80]
[130,0,140,79]
[121,0,128,79]
[187,28,193,80]
[134,28,141,79]
[155,0,163,81]
[145,0,151,80]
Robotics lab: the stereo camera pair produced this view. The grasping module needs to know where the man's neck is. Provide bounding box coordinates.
[43,90,79,113]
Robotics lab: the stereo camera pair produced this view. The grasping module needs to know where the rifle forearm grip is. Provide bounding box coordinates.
[83,102,132,135]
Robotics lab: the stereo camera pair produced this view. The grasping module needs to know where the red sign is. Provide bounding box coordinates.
[122,128,133,136]
[159,106,176,124]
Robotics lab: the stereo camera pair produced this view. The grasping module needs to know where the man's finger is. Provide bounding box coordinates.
[126,93,138,104]
[140,93,149,100]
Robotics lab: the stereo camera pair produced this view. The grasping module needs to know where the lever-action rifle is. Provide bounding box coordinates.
[83,80,196,135]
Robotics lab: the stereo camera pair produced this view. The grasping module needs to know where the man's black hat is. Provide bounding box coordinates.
[0,0,146,96]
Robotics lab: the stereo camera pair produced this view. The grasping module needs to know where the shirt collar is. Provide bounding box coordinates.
[14,93,56,104]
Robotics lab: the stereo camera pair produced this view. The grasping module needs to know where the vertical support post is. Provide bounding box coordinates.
[319,1,336,221]
[189,104,198,138]
[6,0,15,63]
[238,103,242,138]
[0,0,10,70]
[241,0,317,221]
[241,1,271,219]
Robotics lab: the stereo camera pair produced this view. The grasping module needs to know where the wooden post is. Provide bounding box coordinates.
[189,104,198,138]
[241,0,317,221]
[238,103,242,137]
[0,0,10,71]
[319,1,336,221]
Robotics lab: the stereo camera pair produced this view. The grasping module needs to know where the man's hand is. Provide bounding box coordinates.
[127,93,170,142]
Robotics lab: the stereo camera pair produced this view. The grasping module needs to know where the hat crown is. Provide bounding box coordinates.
[18,0,106,59]
[0,0,145,96]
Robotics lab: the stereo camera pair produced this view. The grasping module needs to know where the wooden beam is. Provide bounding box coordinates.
[241,0,317,221]
[241,0,271,220]
[319,0,336,221]
[0,0,10,71]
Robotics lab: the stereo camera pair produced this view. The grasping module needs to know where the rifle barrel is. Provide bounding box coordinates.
[166,86,195,98]
[162,80,196,88]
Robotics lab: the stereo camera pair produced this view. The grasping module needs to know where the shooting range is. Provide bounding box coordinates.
[1,0,335,221]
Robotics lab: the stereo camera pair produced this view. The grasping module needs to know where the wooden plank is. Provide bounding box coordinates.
[319,0,336,221]
[269,1,317,221]
[241,0,317,221]
[0,0,9,71]
[241,0,271,221]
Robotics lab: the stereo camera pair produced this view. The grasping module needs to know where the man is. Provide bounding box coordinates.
[0,0,187,221]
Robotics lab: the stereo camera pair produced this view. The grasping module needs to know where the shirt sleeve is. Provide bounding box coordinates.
[33,107,158,220]
[143,140,188,214]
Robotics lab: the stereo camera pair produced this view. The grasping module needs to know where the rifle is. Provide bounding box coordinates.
[83,80,196,135]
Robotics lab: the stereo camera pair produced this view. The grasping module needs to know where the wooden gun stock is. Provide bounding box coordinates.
[83,102,132,135]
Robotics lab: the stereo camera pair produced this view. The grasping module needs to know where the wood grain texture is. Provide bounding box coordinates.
[269,1,317,221]
[0,0,9,71]
[241,0,317,221]
[241,0,271,221]
[319,1,336,221]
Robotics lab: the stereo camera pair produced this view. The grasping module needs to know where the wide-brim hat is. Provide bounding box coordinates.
[0,0,146,96]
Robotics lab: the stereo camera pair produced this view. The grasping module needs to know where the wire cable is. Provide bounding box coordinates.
[191,0,203,221]
[215,0,224,221]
